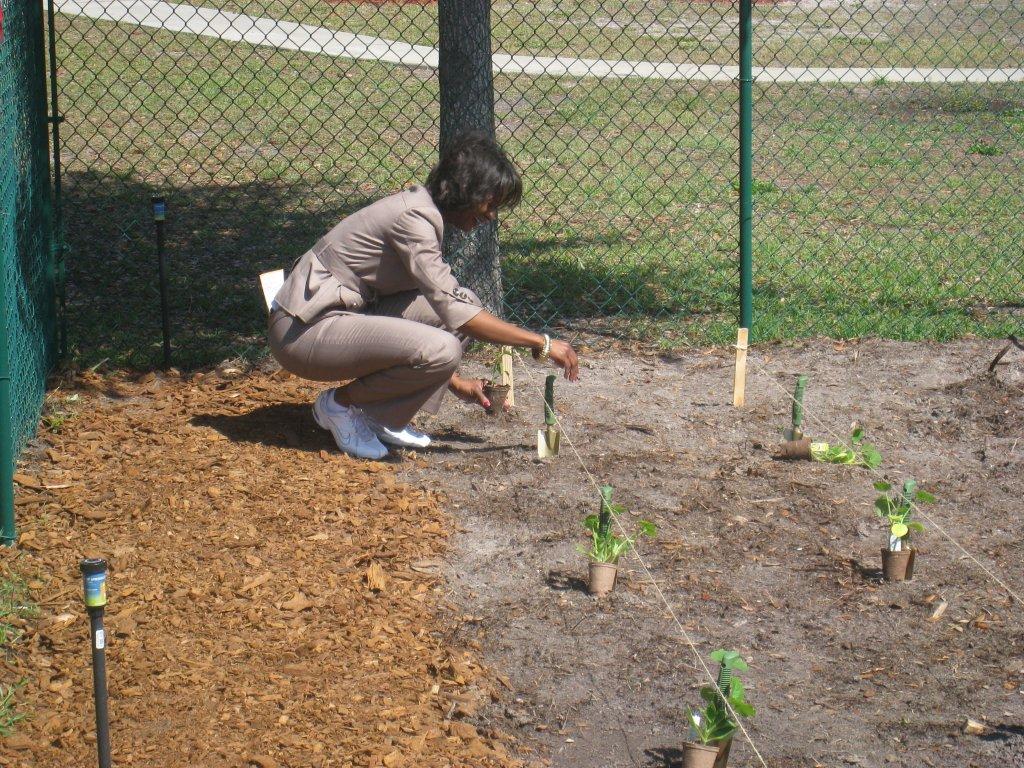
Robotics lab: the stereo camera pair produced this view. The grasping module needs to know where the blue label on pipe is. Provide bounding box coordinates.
[153,200,166,221]
[84,571,107,607]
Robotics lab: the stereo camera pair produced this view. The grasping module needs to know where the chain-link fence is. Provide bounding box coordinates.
[752,0,1024,341]
[1,0,59,541]
[52,0,1022,370]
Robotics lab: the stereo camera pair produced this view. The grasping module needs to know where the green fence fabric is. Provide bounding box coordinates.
[0,0,57,495]
[48,0,1024,370]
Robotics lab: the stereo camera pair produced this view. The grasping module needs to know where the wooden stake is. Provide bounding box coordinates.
[500,346,515,407]
[733,327,748,408]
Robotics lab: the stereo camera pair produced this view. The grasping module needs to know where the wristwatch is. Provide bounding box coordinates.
[532,333,552,362]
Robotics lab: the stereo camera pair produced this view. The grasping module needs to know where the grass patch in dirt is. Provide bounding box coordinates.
[0,569,38,741]
[0,368,526,767]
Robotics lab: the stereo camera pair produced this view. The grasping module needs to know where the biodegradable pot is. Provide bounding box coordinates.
[774,437,812,460]
[713,737,733,768]
[881,547,914,581]
[587,561,617,596]
[482,382,510,415]
[682,741,720,768]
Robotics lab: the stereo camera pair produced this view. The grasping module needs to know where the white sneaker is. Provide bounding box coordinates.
[365,417,432,449]
[312,390,389,460]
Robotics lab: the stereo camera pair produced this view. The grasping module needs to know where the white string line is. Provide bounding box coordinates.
[741,349,1024,609]
[512,350,771,768]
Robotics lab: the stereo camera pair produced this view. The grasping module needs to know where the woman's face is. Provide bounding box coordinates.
[446,200,498,232]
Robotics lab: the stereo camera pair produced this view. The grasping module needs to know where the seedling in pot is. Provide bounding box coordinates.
[577,485,656,596]
[810,425,883,469]
[482,346,513,415]
[874,478,934,582]
[684,649,756,768]
[536,374,560,458]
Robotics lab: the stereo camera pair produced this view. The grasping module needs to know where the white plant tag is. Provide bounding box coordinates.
[259,269,285,312]
[889,534,902,552]
[95,628,105,650]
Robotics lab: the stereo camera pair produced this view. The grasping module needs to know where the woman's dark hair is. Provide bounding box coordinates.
[426,133,522,213]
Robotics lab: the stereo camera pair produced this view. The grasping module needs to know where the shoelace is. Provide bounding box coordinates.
[350,409,380,442]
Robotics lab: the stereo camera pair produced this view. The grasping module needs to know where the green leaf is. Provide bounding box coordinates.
[725,654,748,672]
[862,444,883,469]
[873,481,892,492]
[732,701,756,718]
[851,426,864,444]
[637,520,657,537]
[908,522,925,532]
[915,491,936,504]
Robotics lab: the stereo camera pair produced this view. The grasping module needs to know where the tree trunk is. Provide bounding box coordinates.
[437,0,503,315]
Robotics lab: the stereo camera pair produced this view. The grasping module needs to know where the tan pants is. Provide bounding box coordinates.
[268,290,479,428]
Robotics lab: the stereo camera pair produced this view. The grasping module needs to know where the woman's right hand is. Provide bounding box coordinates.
[548,339,580,381]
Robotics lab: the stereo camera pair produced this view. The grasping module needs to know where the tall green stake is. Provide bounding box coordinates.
[0,216,13,546]
[738,0,754,332]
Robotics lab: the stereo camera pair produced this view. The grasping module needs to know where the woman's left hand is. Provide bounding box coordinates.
[449,375,492,410]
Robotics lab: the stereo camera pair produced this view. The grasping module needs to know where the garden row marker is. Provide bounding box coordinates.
[742,352,1024,610]
[80,557,113,768]
[512,351,772,768]
[732,328,748,408]
[500,345,515,407]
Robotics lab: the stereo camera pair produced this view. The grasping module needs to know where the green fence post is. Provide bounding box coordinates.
[0,241,14,546]
[738,0,754,332]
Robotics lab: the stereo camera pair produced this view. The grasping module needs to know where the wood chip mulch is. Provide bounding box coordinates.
[0,368,526,768]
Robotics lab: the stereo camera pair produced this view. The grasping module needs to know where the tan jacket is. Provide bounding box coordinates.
[274,186,483,331]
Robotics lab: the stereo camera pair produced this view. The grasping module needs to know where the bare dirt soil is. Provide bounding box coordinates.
[1,338,1021,768]
[400,338,1024,768]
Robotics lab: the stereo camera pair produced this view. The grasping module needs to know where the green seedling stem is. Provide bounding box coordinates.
[717,664,732,697]
[543,374,556,426]
[792,375,807,430]
[598,485,614,538]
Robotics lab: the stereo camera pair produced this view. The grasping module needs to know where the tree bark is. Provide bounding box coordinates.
[437,0,503,315]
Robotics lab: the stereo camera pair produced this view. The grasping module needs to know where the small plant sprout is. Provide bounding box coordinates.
[482,346,514,414]
[489,345,514,385]
[874,479,934,552]
[578,485,656,564]
[687,649,756,746]
[810,425,883,468]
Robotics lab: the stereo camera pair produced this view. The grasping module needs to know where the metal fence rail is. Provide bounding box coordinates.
[45,0,1024,371]
[0,0,58,544]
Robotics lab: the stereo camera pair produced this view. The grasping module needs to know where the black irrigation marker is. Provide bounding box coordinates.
[80,557,112,768]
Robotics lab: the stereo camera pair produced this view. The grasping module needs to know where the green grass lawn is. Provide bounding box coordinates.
[202,0,1024,69]
[53,7,1023,368]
